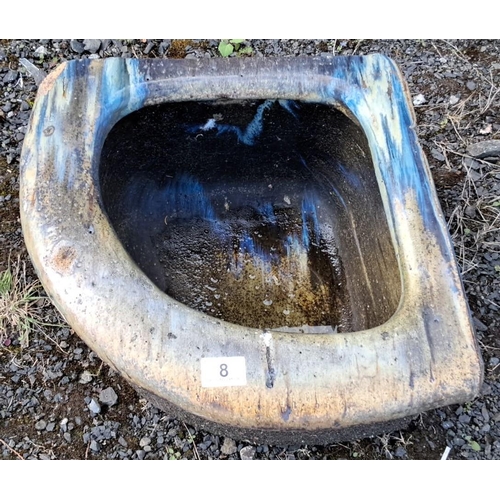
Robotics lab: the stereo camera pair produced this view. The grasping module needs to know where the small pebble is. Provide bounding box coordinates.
[481,407,490,422]
[467,140,500,159]
[3,69,18,83]
[90,440,100,452]
[83,39,101,54]
[88,398,101,414]
[139,437,151,448]
[99,387,118,406]
[413,94,426,105]
[239,445,256,460]
[35,419,46,431]
[394,446,407,458]
[79,371,93,384]
[473,317,488,332]
[70,40,85,54]
[221,437,237,455]
[459,414,471,424]
[34,46,47,57]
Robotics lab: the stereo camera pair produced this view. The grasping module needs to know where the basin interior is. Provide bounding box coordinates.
[99,99,401,333]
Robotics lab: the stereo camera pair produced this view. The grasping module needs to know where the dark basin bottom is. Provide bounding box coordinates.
[100,99,401,332]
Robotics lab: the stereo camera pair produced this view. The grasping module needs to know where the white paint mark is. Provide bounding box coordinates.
[260,331,273,347]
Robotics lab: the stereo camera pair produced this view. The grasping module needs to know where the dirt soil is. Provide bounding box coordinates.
[1,39,499,460]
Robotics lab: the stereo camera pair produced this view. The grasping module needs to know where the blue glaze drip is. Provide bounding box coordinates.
[227,194,320,276]
[301,194,321,248]
[278,99,300,119]
[96,58,148,143]
[257,202,277,224]
[239,232,257,256]
[37,59,148,189]
[284,234,305,259]
[231,232,276,275]
[186,100,274,145]
[162,174,216,222]
[334,161,363,191]
[324,55,439,230]
[299,155,348,211]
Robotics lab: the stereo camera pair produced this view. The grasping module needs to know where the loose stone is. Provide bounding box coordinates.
[220,437,237,455]
[34,46,47,57]
[467,140,500,159]
[88,398,101,414]
[459,414,471,424]
[90,440,100,452]
[79,371,93,384]
[139,437,151,448]
[83,39,101,54]
[239,445,256,460]
[35,419,46,431]
[99,387,118,406]
[3,70,18,83]
[70,40,85,54]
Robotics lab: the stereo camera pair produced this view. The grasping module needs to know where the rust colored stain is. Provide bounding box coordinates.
[37,62,66,97]
[51,246,76,274]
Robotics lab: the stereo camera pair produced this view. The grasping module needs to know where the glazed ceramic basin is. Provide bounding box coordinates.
[20,56,483,444]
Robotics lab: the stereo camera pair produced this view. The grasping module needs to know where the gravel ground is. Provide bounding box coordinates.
[1,39,499,460]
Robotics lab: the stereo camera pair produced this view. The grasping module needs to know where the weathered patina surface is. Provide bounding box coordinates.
[20,56,483,444]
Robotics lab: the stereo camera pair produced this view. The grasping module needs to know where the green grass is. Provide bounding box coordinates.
[0,257,59,347]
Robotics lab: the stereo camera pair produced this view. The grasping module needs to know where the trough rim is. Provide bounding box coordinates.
[19,55,483,441]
